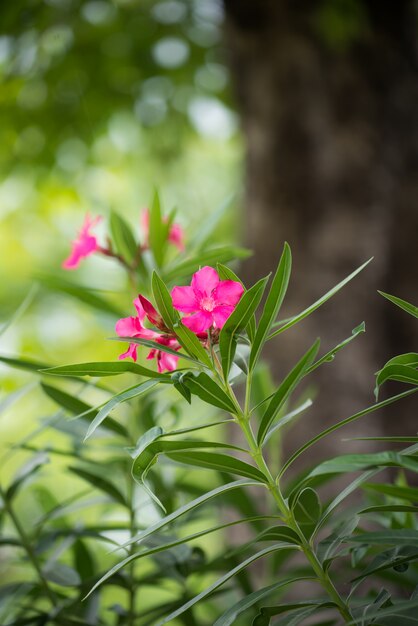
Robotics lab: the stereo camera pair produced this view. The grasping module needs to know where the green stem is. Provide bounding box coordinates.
[237,404,352,623]
[127,480,136,625]
[0,486,57,607]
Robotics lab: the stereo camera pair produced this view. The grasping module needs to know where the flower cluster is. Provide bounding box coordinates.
[116,266,243,372]
[62,209,184,270]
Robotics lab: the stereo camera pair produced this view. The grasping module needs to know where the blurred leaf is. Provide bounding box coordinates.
[39,274,124,317]
[307,452,418,478]
[219,276,269,378]
[149,190,168,267]
[258,340,319,446]
[363,483,418,502]
[43,562,81,587]
[378,291,418,318]
[69,466,126,506]
[291,488,321,538]
[6,452,49,500]
[349,530,418,545]
[109,210,138,266]
[269,258,373,340]
[351,545,418,583]
[0,285,38,338]
[249,242,292,371]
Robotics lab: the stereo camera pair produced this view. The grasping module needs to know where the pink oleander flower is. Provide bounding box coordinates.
[137,294,166,330]
[62,214,101,270]
[147,336,180,373]
[140,209,185,252]
[115,297,158,362]
[171,266,244,334]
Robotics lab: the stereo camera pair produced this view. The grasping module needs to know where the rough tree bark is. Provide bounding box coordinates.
[223,0,418,463]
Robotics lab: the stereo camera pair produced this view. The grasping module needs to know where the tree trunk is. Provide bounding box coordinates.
[223,0,418,465]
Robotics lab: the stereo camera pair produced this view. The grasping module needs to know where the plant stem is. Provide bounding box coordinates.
[237,405,352,623]
[0,486,57,607]
[127,479,136,626]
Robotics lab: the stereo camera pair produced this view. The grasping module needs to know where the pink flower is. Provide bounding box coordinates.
[62,214,101,270]
[137,294,166,330]
[115,297,158,361]
[171,266,244,334]
[141,209,185,252]
[147,336,180,373]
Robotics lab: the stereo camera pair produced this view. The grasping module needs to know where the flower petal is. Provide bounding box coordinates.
[182,311,213,333]
[191,266,219,298]
[115,316,141,337]
[133,297,147,322]
[119,343,137,361]
[168,223,185,251]
[213,280,244,306]
[158,352,178,372]
[171,286,198,313]
[212,305,235,329]
[138,295,163,327]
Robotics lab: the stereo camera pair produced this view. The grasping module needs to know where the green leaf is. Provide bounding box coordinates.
[155,544,298,625]
[109,210,138,265]
[173,321,213,368]
[269,258,373,340]
[190,193,234,251]
[351,546,418,584]
[182,372,237,413]
[278,388,417,478]
[363,483,418,503]
[151,270,180,331]
[257,340,319,446]
[317,516,360,564]
[375,364,418,399]
[349,530,418,546]
[0,354,51,373]
[378,291,418,319]
[118,336,199,364]
[359,504,418,515]
[167,451,268,483]
[253,602,336,626]
[40,382,127,437]
[263,399,313,444]
[42,361,169,379]
[219,276,269,378]
[0,284,38,338]
[249,243,292,371]
[217,263,257,342]
[306,322,365,375]
[69,466,126,506]
[291,488,321,538]
[307,452,418,478]
[163,246,252,282]
[84,379,160,440]
[213,577,315,626]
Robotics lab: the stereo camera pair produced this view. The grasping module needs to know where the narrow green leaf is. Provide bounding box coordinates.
[183,372,237,413]
[149,190,167,267]
[42,361,168,379]
[191,193,234,251]
[219,276,269,378]
[306,322,365,375]
[250,243,292,371]
[217,263,256,342]
[0,355,50,373]
[109,210,138,265]
[84,379,160,440]
[349,530,418,545]
[151,270,180,331]
[378,291,418,318]
[258,340,319,446]
[375,364,418,399]
[173,321,213,368]
[359,504,418,514]
[116,336,198,363]
[43,562,81,587]
[307,452,418,478]
[269,258,373,340]
[213,577,315,626]
[156,544,298,625]
[363,483,418,503]
[0,284,38,338]
[263,399,313,444]
[163,246,252,282]
[351,546,418,583]
[69,466,126,506]
[6,452,49,500]
[167,451,268,483]
[278,388,417,478]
